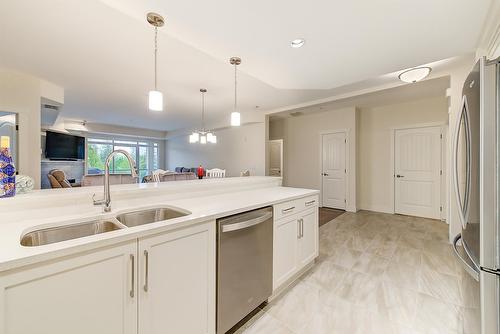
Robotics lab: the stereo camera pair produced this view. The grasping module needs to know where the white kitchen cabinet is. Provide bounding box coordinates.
[273,196,319,291]
[0,221,216,334]
[298,208,318,267]
[273,214,300,289]
[138,221,216,334]
[0,241,137,334]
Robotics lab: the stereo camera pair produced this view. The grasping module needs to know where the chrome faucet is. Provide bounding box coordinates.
[93,149,139,212]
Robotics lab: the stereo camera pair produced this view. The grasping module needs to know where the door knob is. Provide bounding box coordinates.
[322,173,329,176]
[396,175,404,178]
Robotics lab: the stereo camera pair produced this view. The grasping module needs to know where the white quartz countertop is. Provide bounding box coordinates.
[0,177,318,273]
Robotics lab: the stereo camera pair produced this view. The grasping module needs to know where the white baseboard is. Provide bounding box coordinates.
[346,205,357,213]
[357,204,394,214]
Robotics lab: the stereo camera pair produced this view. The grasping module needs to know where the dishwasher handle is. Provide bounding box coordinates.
[221,212,273,233]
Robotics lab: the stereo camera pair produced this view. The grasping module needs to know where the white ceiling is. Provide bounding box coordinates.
[0,0,492,131]
[270,76,450,119]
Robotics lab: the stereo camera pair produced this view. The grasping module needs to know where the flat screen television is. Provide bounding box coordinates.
[45,131,85,160]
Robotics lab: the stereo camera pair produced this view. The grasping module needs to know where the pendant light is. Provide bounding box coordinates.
[147,12,165,111]
[189,89,217,144]
[230,57,242,126]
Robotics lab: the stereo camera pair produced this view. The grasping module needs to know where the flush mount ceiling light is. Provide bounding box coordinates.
[189,89,217,144]
[398,67,432,83]
[290,38,305,48]
[230,56,242,126]
[147,12,165,111]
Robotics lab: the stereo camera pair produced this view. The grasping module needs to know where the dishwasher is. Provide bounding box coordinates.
[217,206,273,334]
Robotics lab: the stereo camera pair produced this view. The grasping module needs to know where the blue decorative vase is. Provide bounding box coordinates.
[0,147,16,198]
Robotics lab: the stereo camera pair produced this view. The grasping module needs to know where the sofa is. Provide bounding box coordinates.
[142,171,196,183]
[81,174,138,187]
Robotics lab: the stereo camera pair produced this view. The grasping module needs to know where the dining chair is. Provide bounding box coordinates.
[206,168,226,178]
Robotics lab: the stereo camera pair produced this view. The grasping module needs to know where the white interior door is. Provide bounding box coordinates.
[268,140,283,177]
[394,126,442,219]
[321,132,346,209]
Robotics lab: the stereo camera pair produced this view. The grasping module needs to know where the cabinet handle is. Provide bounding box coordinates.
[282,206,295,214]
[305,200,316,206]
[130,254,135,298]
[297,219,301,239]
[300,218,304,238]
[144,250,149,292]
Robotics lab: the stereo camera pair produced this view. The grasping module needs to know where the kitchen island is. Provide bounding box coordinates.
[0,176,319,334]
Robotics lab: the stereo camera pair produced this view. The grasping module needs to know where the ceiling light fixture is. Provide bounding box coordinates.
[290,38,305,48]
[147,12,165,111]
[230,56,242,126]
[189,89,217,144]
[398,67,432,83]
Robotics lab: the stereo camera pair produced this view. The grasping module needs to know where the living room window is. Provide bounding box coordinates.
[87,137,159,180]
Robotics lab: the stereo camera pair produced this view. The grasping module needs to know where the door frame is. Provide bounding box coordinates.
[319,129,349,209]
[390,122,447,220]
[268,139,283,178]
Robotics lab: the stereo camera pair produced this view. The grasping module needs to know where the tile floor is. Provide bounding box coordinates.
[236,210,480,334]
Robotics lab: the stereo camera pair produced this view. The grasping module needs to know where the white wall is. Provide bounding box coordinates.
[357,96,448,213]
[0,70,64,188]
[269,107,357,212]
[166,122,266,177]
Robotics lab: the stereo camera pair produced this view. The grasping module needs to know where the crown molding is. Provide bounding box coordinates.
[477,1,500,59]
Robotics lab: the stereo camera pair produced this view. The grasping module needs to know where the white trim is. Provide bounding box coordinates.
[319,129,349,210]
[441,125,449,222]
[476,0,500,60]
[268,139,284,177]
[357,204,393,214]
[390,122,447,219]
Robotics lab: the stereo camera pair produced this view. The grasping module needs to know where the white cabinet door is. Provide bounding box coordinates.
[0,242,137,334]
[321,132,346,209]
[298,208,318,267]
[138,221,216,334]
[273,215,299,290]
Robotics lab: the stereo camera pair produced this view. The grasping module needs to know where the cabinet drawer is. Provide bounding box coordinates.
[274,195,319,220]
[274,200,301,220]
[300,196,319,211]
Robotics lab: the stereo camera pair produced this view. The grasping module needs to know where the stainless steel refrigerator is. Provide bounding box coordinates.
[453,56,500,334]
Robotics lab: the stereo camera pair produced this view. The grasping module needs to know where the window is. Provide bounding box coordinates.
[87,137,160,180]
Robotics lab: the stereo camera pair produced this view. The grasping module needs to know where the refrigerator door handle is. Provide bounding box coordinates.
[453,96,472,229]
[452,234,479,281]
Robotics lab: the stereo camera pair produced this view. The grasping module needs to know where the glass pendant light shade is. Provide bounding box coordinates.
[207,132,217,143]
[148,90,163,111]
[231,111,241,126]
[200,135,207,144]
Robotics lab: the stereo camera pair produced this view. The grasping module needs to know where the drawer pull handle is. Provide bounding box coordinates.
[130,254,135,298]
[144,250,149,292]
[305,200,316,206]
[282,206,295,214]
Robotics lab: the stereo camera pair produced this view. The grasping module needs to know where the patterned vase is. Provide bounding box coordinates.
[0,147,16,198]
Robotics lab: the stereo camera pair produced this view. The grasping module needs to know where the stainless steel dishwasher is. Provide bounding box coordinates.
[217,207,273,334]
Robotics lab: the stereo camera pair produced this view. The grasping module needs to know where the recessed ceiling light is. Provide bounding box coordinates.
[398,67,432,83]
[290,38,305,48]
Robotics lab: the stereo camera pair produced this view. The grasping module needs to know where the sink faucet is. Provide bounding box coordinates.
[93,149,139,212]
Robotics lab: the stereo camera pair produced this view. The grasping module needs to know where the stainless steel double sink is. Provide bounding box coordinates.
[20,207,190,247]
